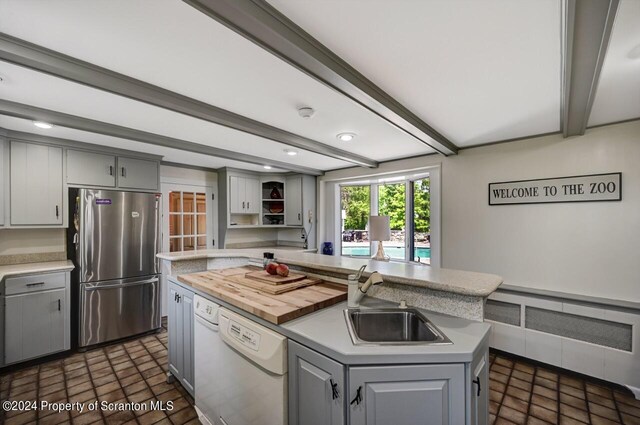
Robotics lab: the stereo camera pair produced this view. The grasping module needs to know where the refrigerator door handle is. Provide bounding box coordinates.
[82,277,159,291]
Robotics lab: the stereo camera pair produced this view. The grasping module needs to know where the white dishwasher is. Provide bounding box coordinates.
[194,295,222,425]
[216,307,288,425]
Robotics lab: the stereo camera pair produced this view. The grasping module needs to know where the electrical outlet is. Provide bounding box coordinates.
[307,209,313,223]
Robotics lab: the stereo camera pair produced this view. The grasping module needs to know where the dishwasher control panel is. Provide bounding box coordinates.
[228,320,261,351]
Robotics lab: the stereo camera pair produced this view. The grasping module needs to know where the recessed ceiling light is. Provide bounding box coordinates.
[284,149,298,156]
[33,121,54,129]
[263,165,272,170]
[337,132,356,142]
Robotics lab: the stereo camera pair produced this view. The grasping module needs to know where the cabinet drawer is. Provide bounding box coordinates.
[5,272,67,296]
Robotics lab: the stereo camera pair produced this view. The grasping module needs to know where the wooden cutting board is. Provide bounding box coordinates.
[227,274,321,295]
[208,266,257,277]
[177,270,347,324]
[245,269,307,284]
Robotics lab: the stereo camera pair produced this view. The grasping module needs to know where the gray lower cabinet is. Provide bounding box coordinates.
[349,364,466,425]
[3,271,70,365]
[469,348,489,425]
[288,340,345,425]
[167,281,195,396]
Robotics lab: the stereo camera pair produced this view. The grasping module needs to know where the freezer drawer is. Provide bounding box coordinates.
[79,275,161,347]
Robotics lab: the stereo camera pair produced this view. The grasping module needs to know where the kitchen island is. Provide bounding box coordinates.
[158,250,503,425]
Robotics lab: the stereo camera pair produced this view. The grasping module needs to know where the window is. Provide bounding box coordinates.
[169,191,207,252]
[340,185,370,256]
[339,173,431,265]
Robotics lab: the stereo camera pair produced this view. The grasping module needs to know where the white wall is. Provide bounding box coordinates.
[320,120,640,303]
[0,228,65,256]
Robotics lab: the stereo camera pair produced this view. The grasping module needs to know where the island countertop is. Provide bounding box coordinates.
[158,249,503,297]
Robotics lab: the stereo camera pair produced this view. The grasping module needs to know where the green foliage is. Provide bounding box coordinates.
[378,183,406,230]
[340,178,430,233]
[413,179,430,233]
[341,186,370,230]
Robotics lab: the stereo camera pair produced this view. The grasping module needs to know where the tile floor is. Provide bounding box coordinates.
[488,352,640,425]
[0,325,196,425]
[2,330,639,425]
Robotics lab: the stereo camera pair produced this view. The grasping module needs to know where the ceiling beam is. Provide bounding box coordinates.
[183,0,459,156]
[0,32,375,168]
[0,99,324,176]
[561,0,619,137]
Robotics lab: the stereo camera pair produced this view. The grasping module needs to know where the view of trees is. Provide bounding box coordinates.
[340,186,370,230]
[340,178,430,233]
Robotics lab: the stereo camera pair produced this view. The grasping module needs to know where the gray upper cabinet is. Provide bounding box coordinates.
[67,149,116,187]
[117,156,159,191]
[10,141,63,225]
[4,271,70,365]
[228,175,260,214]
[349,364,466,425]
[285,176,303,226]
[288,340,345,425]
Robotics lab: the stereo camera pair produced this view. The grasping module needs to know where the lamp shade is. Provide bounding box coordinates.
[369,215,391,241]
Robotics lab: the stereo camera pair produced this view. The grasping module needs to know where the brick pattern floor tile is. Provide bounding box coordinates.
[489,352,639,425]
[0,321,194,425]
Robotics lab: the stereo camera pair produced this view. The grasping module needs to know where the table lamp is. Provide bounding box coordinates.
[369,215,391,261]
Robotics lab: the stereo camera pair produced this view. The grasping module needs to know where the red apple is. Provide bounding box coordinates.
[276,264,290,277]
[266,263,279,275]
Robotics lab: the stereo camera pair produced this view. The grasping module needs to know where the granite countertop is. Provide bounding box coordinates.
[0,260,75,282]
[158,249,503,297]
[171,275,490,364]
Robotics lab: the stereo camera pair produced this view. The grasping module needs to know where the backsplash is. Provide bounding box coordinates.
[0,250,67,266]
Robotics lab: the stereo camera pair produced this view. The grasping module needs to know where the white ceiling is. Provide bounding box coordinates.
[0,0,434,167]
[268,0,563,146]
[0,0,637,172]
[0,115,283,173]
[0,61,350,171]
[588,0,640,126]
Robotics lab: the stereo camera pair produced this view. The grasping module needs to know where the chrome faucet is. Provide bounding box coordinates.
[348,269,384,308]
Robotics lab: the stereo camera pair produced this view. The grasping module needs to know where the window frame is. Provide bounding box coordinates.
[336,168,439,267]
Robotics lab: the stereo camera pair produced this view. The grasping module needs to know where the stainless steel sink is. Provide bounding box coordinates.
[344,308,452,346]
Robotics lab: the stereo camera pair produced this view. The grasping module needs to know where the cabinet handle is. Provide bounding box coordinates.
[330,379,339,400]
[109,165,114,176]
[350,386,362,405]
[242,201,245,209]
[176,294,181,303]
[298,213,301,220]
[247,201,250,209]
[121,167,126,177]
[473,377,481,397]
[55,205,59,218]
[58,299,61,311]
[26,282,45,287]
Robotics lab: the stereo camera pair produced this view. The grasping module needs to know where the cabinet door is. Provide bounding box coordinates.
[5,288,66,364]
[180,289,195,396]
[285,176,303,226]
[67,149,116,187]
[470,351,489,425]
[245,177,260,213]
[229,176,245,214]
[167,283,182,380]
[0,139,5,226]
[289,341,345,425]
[10,141,63,225]
[117,156,158,190]
[349,364,465,425]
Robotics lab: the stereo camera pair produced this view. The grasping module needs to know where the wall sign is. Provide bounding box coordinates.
[489,173,621,205]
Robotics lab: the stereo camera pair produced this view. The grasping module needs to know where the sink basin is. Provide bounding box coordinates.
[344,308,452,345]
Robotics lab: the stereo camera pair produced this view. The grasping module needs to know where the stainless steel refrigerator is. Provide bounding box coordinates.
[71,189,161,347]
